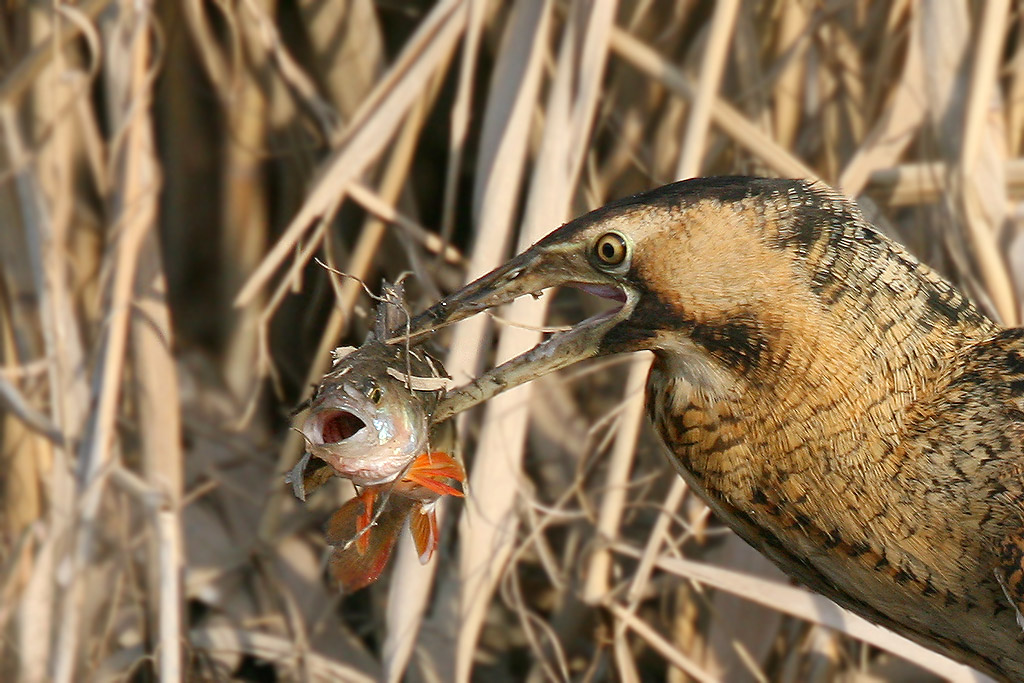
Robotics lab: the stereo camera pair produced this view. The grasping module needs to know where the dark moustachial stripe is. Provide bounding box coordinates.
[599,282,679,353]
[690,317,771,373]
[611,272,779,373]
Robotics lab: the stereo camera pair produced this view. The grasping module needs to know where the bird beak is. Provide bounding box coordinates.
[401,240,638,421]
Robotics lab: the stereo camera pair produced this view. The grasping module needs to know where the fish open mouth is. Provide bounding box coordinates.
[313,410,366,444]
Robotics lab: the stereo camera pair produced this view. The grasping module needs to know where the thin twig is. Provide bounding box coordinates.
[0,376,64,445]
[603,598,718,683]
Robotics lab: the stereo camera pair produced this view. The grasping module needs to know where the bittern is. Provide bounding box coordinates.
[404,177,1024,680]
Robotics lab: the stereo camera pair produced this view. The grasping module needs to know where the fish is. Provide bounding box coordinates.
[289,280,465,592]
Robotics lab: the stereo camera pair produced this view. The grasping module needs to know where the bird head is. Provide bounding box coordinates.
[403,176,967,419]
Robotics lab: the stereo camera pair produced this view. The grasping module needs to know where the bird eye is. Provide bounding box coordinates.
[368,386,383,404]
[593,232,628,267]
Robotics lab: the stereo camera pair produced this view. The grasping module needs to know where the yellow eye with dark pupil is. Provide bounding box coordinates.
[368,386,383,404]
[594,232,627,266]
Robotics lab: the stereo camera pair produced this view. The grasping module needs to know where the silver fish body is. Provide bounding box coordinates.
[301,342,446,487]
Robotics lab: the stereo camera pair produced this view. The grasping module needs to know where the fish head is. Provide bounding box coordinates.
[302,343,430,486]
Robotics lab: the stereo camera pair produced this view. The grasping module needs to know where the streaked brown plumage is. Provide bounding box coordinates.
[403,177,1024,680]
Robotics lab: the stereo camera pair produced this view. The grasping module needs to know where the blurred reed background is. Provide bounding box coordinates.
[1,1,1024,681]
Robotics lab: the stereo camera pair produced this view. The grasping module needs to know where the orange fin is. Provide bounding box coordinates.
[404,452,466,498]
[325,489,378,553]
[325,495,364,546]
[409,503,439,564]
[354,489,377,553]
[325,496,406,593]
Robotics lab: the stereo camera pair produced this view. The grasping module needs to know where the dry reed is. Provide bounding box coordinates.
[1,1,1022,681]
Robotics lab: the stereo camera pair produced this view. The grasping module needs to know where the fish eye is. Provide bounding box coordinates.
[593,231,628,267]
[368,386,383,404]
